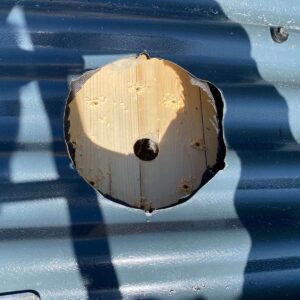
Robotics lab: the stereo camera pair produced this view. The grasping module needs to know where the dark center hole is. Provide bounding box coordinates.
[134,138,159,161]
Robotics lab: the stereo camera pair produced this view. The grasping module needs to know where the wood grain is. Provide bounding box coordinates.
[67,55,219,210]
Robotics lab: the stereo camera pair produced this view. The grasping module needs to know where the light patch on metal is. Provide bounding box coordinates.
[6,5,34,52]
[83,54,135,70]
[10,151,58,183]
[10,81,58,183]
[0,292,40,300]
[0,197,70,229]
[18,81,53,143]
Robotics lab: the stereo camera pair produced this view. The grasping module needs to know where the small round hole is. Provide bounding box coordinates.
[134,138,159,161]
[270,26,289,43]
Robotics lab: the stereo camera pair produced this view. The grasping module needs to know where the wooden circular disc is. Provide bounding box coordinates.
[67,55,220,210]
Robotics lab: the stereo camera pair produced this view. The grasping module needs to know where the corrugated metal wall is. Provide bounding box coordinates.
[0,1,300,299]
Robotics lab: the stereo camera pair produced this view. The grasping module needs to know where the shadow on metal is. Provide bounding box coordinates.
[0,0,299,299]
[1,2,121,299]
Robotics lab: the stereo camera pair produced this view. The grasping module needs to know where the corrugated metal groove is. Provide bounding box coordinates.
[0,0,300,299]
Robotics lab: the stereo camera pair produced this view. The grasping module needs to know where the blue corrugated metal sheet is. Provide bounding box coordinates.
[0,1,300,299]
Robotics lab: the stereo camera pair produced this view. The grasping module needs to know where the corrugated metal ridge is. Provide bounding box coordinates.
[0,0,300,299]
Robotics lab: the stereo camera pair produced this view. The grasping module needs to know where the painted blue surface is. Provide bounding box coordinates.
[0,1,300,299]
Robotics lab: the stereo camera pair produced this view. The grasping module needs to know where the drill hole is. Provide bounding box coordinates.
[134,138,159,161]
[270,26,289,43]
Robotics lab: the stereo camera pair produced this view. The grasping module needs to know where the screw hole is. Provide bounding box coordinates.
[134,138,159,161]
[270,26,289,43]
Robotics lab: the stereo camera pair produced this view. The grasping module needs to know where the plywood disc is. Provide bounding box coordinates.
[66,55,220,211]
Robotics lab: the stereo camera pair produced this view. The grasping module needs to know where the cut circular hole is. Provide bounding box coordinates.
[134,138,159,161]
[64,54,226,211]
